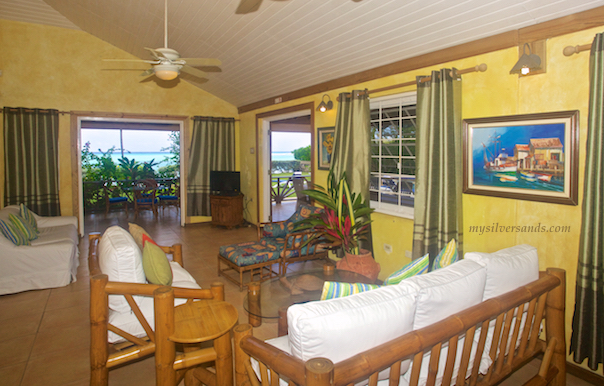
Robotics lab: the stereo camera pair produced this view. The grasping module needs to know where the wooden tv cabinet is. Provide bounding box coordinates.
[210,194,244,229]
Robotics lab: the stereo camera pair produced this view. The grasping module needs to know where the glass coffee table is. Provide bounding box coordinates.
[243,263,375,333]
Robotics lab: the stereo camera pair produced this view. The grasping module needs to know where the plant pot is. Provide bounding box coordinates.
[336,249,381,283]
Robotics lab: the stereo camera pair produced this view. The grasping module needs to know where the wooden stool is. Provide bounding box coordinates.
[154,287,239,386]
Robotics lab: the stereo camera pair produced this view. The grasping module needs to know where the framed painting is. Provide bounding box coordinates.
[317,126,335,170]
[463,110,579,205]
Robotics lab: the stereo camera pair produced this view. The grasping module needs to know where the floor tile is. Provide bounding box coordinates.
[21,345,89,386]
[0,334,36,367]
[0,313,43,342]
[0,362,27,386]
[30,324,89,358]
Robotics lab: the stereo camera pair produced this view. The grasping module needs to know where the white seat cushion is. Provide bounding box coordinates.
[464,244,539,301]
[108,261,201,343]
[288,281,418,375]
[99,226,146,313]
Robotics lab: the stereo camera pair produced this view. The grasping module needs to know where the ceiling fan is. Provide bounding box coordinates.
[104,0,221,81]
[236,0,364,14]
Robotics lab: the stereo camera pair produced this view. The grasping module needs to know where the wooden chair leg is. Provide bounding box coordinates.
[90,275,109,386]
[234,324,254,386]
[154,286,177,386]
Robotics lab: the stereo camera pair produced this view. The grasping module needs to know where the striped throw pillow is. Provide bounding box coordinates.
[0,218,30,246]
[19,203,38,233]
[383,253,429,285]
[320,281,381,300]
[432,239,459,271]
[9,214,39,241]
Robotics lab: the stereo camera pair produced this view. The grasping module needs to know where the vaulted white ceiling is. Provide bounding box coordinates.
[1,0,604,108]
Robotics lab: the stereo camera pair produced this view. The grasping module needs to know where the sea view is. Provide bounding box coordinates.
[92,151,296,166]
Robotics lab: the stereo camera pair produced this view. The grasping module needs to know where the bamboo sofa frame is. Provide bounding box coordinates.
[88,232,225,386]
[234,268,566,386]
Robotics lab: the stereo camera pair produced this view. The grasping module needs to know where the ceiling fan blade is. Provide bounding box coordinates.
[140,68,155,77]
[144,47,163,59]
[236,0,263,14]
[181,65,208,79]
[180,58,222,67]
[104,58,159,64]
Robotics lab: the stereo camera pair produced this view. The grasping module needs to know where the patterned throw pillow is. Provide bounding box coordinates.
[320,281,382,300]
[432,239,459,271]
[19,203,38,233]
[9,213,38,241]
[383,253,429,285]
[142,238,173,286]
[0,218,30,246]
[262,222,288,238]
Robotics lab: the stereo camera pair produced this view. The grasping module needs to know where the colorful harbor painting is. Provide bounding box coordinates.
[463,111,579,206]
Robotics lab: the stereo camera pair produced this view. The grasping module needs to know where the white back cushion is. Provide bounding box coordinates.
[98,226,146,313]
[405,259,486,330]
[288,281,418,368]
[465,244,539,301]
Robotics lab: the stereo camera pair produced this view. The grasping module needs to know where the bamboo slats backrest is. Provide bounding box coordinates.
[235,268,566,386]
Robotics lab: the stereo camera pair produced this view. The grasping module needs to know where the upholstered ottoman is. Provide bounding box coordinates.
[217,238,283,291]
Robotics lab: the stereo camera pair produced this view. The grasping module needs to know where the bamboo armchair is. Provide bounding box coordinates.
[234,268,566,386]
[88,232,225,386]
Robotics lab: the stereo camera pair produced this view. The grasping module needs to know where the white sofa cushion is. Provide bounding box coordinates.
[464,244,539,301]
[98,226,146,313]
[288,281,418,371]
[108,261,201,343]
[405,259,486,330]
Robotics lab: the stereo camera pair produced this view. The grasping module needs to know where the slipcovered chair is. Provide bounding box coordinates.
[217,203,330,291]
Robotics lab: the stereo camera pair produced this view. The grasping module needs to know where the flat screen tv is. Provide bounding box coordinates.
[210,171,240,196]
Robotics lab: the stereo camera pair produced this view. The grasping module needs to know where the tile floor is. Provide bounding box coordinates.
[0,207,595,385]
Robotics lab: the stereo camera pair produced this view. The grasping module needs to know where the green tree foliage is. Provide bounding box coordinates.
[292,145,311,161]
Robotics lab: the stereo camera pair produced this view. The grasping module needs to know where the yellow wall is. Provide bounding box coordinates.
[239,25,604,374]
[0,20,239,221]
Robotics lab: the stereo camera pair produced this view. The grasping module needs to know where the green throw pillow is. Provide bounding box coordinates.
[383,253,429,285]
[0,218,30,246]
[9,213,38,241]
[432,239,459,271]
[320,281,381,300]
[19,203,38,233]
[129,223,151,251]
[142,241,173,285]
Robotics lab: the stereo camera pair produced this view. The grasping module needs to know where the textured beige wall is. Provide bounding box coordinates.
[0,19,238,221]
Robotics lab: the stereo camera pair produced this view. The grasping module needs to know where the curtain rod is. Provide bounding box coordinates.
[563,44,591,56]
[1,108,70,115]
[337,63,487,101]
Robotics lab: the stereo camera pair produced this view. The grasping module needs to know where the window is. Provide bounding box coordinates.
[369,92,417,218]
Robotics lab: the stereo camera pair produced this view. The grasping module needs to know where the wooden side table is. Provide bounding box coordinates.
[210,194,244,229]
[154,287,239,386]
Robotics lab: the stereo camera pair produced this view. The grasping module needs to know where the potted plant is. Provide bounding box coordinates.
[295,171,380,281]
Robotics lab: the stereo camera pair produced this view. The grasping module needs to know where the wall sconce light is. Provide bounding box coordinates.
[510,42,542,76]
[316,94,333,112]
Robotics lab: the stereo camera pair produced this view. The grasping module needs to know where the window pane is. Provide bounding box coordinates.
[382,106,400,119]
[371,142,380,156]
[370,175,380,190]
[371,158,380,173]
[381,158,399,174]
[382,141,400,157]
[380,192,399,205]
[402,141,415,157]
[371,123,380,139]
[401,119,416,138]
[401,159,416,176]
[381,122,400,139]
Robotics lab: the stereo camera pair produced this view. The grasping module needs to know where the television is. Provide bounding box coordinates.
[210,171,241,196]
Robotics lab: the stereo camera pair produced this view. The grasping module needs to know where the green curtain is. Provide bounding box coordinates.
[187,116,235,216]
[3,107,61,216]
[330,90,372,252]
[412,69,463,266]
[570,31,604,370]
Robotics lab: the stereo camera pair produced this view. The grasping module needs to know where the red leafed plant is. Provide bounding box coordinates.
[294,171,373,255]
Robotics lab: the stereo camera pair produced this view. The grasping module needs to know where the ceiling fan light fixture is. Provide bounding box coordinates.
[154,64,180,80]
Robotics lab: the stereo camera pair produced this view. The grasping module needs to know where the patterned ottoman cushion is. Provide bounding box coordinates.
[219,239,284,267]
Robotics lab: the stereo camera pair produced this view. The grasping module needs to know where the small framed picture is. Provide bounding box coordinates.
[463,110,579,205]
[317,127,335,170]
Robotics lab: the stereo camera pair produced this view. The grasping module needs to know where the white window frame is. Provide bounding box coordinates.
[369,91,417,220]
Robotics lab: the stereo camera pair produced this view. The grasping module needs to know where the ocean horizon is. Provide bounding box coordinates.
[92,151,296,165]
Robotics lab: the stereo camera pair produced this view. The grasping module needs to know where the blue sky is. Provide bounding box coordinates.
[82,129,311,153]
